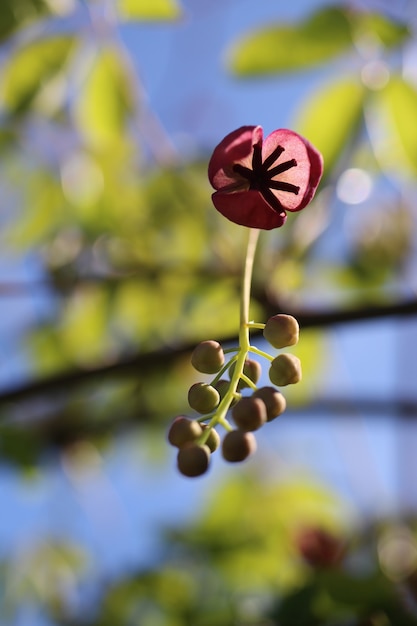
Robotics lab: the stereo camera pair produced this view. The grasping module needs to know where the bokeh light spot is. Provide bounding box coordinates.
[337,168,373,205]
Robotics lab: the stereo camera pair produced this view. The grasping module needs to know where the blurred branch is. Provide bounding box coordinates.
[0,296,416,406]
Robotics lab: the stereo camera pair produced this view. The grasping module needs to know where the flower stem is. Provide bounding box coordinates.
[246,322,265,330]
[198,229,260,445]
[249,345,274,362]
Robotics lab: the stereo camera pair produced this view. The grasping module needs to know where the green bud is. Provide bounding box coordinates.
[188,382,220,414]
[214,379,241,406]
[191,340,225,374]
[202,424,221,452]
[222,430,257,463]
[167,416,203,448]
[177,443,211,477]
[232,397,267,431]
[253,386,287,421]
[263,314,299,349]
[269,353,302,386]
[229,358,262,390]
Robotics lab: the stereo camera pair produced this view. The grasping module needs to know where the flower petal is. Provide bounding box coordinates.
[208,125,262,191]
[263,129,323,212]
[261,129,312,212]
[212,189,287,230]
[298,137,324,210]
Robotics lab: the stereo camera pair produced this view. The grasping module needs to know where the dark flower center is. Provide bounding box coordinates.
[232,143,300,213]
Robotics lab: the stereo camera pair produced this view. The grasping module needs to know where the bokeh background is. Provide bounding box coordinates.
[1,0,417,624]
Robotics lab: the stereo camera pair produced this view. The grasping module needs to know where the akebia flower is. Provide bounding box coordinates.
[208,126,323,230]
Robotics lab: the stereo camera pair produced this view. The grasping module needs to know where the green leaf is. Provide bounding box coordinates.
[376,75,417,177]
[351,11,410,49]
[9,172,66,247]
[295,77,365,177]
[0,35,76,115]
[227,6,352,76]
[0,0,51,43]
[117,0,181,21]
[74,47,134,149]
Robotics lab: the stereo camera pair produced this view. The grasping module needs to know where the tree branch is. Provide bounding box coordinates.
[0,297,416,406]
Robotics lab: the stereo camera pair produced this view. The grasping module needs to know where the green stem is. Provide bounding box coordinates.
[210,355,238,386]
[249,345,274,362]
[246,322,265,330]
[202,229,260,438]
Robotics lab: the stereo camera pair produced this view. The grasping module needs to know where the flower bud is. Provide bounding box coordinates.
[253,386,286,421]
[263,314,299,349]
[222,430,257,462]
[177,443,211,477]
[269,353,302,386]
[167,416,203,448]
[214,379,241,406]
[191,340,224,374]
[202,424,221,452]
[188,383,220,414]
[229,358,261,389]
[232,397,267,431]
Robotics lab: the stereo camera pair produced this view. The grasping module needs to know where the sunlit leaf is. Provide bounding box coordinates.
[227,6,352,76]
[74,47,134,149]
[376,75,417,177]
[175,475,346,590]
[9,173,67,247]
[58,286,114,366]
[227,5,409,78]
[351,10,410,49]
[295,77,366,177]
[117,0,181,21]
[0,35,76,115]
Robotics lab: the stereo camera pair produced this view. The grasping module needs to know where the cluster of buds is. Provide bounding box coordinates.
[168,314,301,477]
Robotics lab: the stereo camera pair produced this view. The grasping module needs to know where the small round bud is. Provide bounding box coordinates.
[214,379,241,407]
[191,340,224,374]
[263,314,299,349]
[177,443,211,477]
[269,353,302,386]
[188,383,220,414]
[229,358,262,390]
[253,386,287,421]
[222,430,257,463]
[167,416,203,448]
[232,397,267,431]
[202,424,221,452]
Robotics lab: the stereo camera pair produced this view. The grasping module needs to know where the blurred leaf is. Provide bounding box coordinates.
[0,35,76,115]
[9,172,67,247]
[376,75,417,177]
[174,475,346,591]
[74,47,135,149]
[351,10,410,49]
[0,426,40,468]
[295,77,365,176]
[227,6,352,76]
[117,0,181,21]
[0,0,51,43]
[279,329,327,407]
[319,570,391,606]
[58,286,114,366]
[227,5,410,78]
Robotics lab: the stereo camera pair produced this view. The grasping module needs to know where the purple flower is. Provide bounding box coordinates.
[208,126,323,230]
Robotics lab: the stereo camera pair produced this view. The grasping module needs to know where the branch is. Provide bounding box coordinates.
[0,297,416,406]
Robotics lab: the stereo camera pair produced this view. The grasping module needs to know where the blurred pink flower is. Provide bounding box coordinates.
[208,126,323,230]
